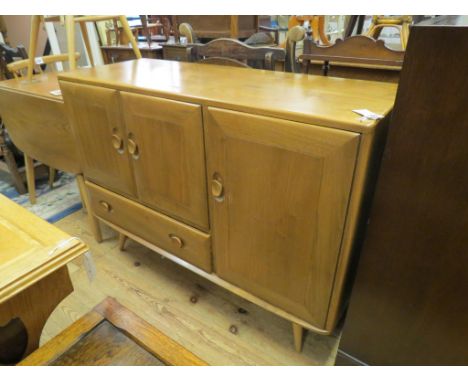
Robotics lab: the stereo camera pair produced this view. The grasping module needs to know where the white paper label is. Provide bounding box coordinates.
[83,251,96,282]
[50,89,62,96]
[352,109,384,121]
[34,57,44,65]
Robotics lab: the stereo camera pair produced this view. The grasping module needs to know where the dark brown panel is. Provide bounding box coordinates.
[338,20,468,365]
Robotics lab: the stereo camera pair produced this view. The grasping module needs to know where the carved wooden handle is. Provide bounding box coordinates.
[99,200,111,212]
[111,134,123,150]
[168,233,184,248]
[127,138,139,156]
[211,179,224,198]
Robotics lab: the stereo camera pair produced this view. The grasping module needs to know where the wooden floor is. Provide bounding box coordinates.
[43,209,340,365]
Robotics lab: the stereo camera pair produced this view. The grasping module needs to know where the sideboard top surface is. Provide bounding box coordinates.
[58,58,397,133]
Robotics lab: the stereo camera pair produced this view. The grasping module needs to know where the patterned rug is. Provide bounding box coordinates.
[0,169,82,223]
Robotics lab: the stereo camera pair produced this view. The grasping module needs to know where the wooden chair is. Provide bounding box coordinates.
[179,22,279,47]
[299,35,405,83]
[283,16,331,48]
[26,16,142,80]
[7,52,80,79]
[366,16,412,50]
[190,38,285,70]
[5,53,81,203]
[284,26,307,73]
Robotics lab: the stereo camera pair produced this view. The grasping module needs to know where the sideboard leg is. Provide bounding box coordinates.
[48,167,56,188]
[24,154,36,205]
[292,322,304,352]
[76,175,102,243]
[118,233,127,251]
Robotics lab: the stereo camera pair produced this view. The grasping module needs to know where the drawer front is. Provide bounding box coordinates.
[86,181,212,272]
[162,46,190,61]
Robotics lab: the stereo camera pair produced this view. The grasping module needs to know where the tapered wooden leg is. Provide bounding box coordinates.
[48,167,56,188]
[0,127,26,194]
[119,15,142,59]
[118,233,128,251]
[27,16,41,81]
[292,322,304,352]
[24,154,36,204]
[76,174,102,243]
[79,21,94,66]
[75,176,88,213]
[65,15,77,71]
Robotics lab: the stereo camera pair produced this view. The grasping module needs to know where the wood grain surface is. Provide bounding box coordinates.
[58,58,397,133]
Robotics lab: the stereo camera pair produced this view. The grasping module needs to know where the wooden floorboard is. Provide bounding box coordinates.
[44,210,340,365]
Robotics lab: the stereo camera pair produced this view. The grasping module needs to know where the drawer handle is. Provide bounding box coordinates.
[211,179,224,198]
[168,234,184,249]
[111,134,123,151]
[127,138,139,157]
[99,200,112,212]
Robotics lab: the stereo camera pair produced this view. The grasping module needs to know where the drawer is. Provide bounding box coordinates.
[86,181,212,272]
[162,46,190,61]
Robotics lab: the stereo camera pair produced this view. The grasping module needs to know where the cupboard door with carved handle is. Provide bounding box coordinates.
[205,107,360,328]
[60,81,136,196]
[120,92,209,231]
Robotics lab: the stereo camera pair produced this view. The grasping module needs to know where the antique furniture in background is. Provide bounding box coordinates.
[300,35,404,82]
[0,194,88,365]
[284,25,306,72]
[173,16,260,40]
[344,16,366,38]
[365,15,412,50]
[285,16,331,46]
[3,53,81,204]
[0,73,92,221]
[161,43,194,62]
[58,58,396,351]
[19,297,207,366]
[189,38,285,69]
[178,22,279,47]
[0,118,26,194]
[101,43,162,64]
[336,16,468,366]
[0,43,28,193]
[26,15,142,80]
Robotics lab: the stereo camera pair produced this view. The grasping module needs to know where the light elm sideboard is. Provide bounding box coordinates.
[58,59,396,350]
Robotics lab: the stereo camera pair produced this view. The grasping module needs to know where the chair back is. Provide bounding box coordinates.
[300,35,404,82]
[284,26,306,72]
[6,52,81,79]
[190,38,285,70]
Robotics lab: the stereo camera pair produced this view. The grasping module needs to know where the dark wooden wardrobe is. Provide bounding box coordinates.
[336,16,468,365]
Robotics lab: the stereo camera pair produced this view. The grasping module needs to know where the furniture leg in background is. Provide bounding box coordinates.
[0,121,26,194]
[76,174,102,243]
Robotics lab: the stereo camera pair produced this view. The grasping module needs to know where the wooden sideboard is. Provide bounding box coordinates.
[57,59,396,349]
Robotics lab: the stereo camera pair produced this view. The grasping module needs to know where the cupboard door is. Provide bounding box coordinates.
[120,92,209,230]
[60,81,136,196]
[205,107,360,327]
